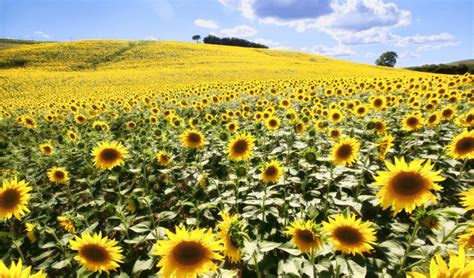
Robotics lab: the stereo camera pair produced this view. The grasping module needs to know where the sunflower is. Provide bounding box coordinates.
[354,104,368,117]
[322,213,376,255]
[260,160,284,183]
[371,96,386,110]
[372,119,387,134]
[152,226,223,278]
[227,133,255,161]
[181,129,205,149]
[156,150,171,167]
[74,114,87,124]
[426,112,440,127]
[0,178,32,220]
[378,134,394,160]
[38,143,54,156]
[265,116,280,131]
[92,141,128,170]
[331,137,360,166]
[0,259,46,278]
[328,128,342,140]
[226,121,238,133]
[217,212,247,263]
[460,188,474,211]
[402,113,423,131]
[58,216,76,234]
[67,130,78,142]
[23,116,37,129]
[285,219,323,253]
[69,232,123,273]
[47,166,69,184]
[372,157,444,215]
[407,247,474,278]
[25,222,37,243]
[440,105,456,121]
[329,109,344,123]
[447,130,474,160]
[458,226,474,249]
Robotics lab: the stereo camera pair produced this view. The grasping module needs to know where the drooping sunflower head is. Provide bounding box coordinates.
[447,129,474,160]
[181,129,205,149]
[39,143,54,156]
[265,116,281,131]
[227,133,255,161]
[153,226,223,278]
[217,211,247,263]
[58,215,76,234]
[0,178,32,220]
[331,137,360,166]
[457,226,474,249]
[69,232,123,273]
[47,166,69,185]
[25,222,38,243]
[372,119,387,134]
[372,157,444,215]
[402,113,423,131]
[285,219,323,253]
[92,141,128,170]
[260,160,284,183]
[460,188,474,211]
[0,259,46,278]
[378,134,395,161]
[322,213,377,256]
[156,150,171,167]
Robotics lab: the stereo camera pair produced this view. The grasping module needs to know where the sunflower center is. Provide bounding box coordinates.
[264,166,278,177]
[428,115,437,123]
[296,229,314,243]
[374,99,383,107]
[172,241,206,266]
[334,226,362,245]
[100,148,120,162]
[336,144,353,159]
[442,109,453,117]
[269,119,278,127]
[188,133,202,144]
[332,113,341,120]
[357,108,365,114]
[80,244,110,263]
[406,117,419,127]
[455,137,474,154]
[391,172,426,196]
[232,139,248,155]
[54,171,65,179]
[0,189,21,210]
[43,146,51,153]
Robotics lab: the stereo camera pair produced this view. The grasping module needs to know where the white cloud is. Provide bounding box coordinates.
[220,25,257,37]
[253,38,290,50]
[34,31,51,39]
[396,32,455,47]
[365,52,378,58]
[194,19,219,29]
[301,44,355,57]
[416,41,459,52]
[145,36,159,40]
[399,50,418,59]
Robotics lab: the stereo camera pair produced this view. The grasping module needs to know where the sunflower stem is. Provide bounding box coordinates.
[398,221,420,273]
[252,251,262,278]
[457,158,468,186]
[8,220,25,261]
[441,222,466,243]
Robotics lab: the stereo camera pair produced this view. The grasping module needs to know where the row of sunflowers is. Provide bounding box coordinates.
[0,74,473,277]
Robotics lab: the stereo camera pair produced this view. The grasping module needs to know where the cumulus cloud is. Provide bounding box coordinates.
[220,25,257,37]
[301,44,355,57]
[34,31,51,39]
[253,38,290,50]
[194,19,219,29]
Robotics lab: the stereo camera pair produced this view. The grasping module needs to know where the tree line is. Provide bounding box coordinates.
[408,63,474,74]
[200,35,268,49]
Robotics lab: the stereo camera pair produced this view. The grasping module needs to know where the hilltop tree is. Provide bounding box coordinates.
[375,51,398,67]
[192,35,201,43]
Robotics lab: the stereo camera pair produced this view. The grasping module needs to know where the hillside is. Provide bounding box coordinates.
[447,59,474,66]
[0,40,426,108]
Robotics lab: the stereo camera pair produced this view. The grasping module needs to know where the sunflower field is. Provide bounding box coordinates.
[0,40,474,277]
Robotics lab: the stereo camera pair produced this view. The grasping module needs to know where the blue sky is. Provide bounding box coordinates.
[0,0,472,66]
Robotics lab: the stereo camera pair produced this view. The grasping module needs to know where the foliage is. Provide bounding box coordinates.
[409,63,474,75]
[375,51,398,67]
[203,35,268,49]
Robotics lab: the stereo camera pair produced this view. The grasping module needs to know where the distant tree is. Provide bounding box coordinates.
[375,51,398,67]
[192,35,201,43]
[203,35,268,49]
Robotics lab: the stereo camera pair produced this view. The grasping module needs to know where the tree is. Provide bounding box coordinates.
[192,35,201,43]
[375,51,398,67]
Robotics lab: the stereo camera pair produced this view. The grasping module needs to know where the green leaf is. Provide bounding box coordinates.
[132,258,154,274]
[259,240,281,252]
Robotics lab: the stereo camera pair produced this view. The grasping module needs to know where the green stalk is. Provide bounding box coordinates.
[398,221,420,273]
